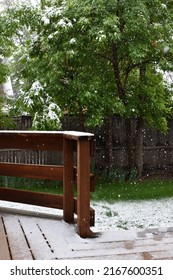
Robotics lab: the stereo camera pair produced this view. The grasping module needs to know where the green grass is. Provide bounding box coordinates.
[90,179,173,201]
[1,176,173,202]
[0,176,64,195]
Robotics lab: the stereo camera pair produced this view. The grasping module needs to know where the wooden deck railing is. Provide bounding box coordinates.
[0,131,95,238]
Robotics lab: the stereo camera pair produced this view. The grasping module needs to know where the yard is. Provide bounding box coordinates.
[91,198,173,232]
[1,177,173,234]
[91,178,173,232]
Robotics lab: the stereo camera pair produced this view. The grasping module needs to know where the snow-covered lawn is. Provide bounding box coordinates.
[91,198,173,232]
[1,198,173,233]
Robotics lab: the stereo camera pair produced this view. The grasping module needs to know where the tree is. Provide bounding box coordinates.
[0,9,15,128]
[3,0,173,176]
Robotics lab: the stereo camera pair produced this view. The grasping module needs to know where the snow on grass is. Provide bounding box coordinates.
[91,198,173,232]
[1,198,173,233]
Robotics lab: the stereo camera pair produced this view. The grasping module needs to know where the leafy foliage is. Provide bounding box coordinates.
[0,12,15,128]
[0,96,15,128]
[1,0,173,131]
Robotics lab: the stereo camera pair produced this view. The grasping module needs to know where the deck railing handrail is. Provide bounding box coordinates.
[0,130,95,238]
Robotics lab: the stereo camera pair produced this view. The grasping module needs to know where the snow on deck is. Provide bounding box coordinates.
[0,206,173,260]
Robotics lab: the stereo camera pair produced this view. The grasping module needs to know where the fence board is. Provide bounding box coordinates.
[0,149,62,165]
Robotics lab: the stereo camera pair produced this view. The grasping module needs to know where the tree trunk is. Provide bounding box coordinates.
[135,117,145,179]
[79,108,86,131]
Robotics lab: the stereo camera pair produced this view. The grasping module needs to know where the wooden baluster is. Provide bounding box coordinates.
[77,139,91,238]
[63,138,74,223]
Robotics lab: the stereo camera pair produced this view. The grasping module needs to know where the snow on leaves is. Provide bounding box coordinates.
[22,81,62,130]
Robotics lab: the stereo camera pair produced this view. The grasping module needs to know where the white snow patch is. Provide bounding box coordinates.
[30,81,44,93]
[0,198,173,234]
[57,19,67,27]
[69,38,76,44]
[163,46,170,53]
[3,77,14,96]
[63,131,94,137]
[41,15,50,25]
[91,198,173,232]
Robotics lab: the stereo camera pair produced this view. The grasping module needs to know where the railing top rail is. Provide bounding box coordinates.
[0,130,94,141]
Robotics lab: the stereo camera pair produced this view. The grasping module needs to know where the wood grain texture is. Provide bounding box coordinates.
[0,130,95,238]
[77,140,91,238]
[3,215,33,260]
[0,187,63,209]
[0,163,63,180]
[0,133,64,151]
[63,139,74,223]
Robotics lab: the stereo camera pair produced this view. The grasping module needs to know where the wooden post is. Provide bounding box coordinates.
[63,138,74,223]
[77,139,91,238]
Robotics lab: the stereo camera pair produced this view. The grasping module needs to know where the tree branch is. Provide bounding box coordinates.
[123,59,155,89]
[126,59,153,74]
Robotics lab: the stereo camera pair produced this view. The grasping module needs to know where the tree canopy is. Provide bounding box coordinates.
[1,0,173,176]
[2,0,173,132]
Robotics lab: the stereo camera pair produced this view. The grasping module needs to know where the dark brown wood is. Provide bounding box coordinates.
[90,207,95,227]
[90,139,96,156]
[63,139,74,223]
[0,187,63,209]
[0,131,95,238]
[73,167,95,192]
[0,163,63,180]
[90,174,95,192]
[74,199,95,227]
[0,132,63,151]
[77,139,91,238]
[63,131,94,141]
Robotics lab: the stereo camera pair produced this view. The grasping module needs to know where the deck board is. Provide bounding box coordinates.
[0,210,173,260]
[3,215,33,260]
[36,218,78,259]
[18,216,55,260]
[0,217,11,260]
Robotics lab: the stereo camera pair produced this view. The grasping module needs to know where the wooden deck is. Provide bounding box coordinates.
[0,209,173,260]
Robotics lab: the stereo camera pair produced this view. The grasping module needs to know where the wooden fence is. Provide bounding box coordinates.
[1,115,173,172]
[0,130,95,238]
